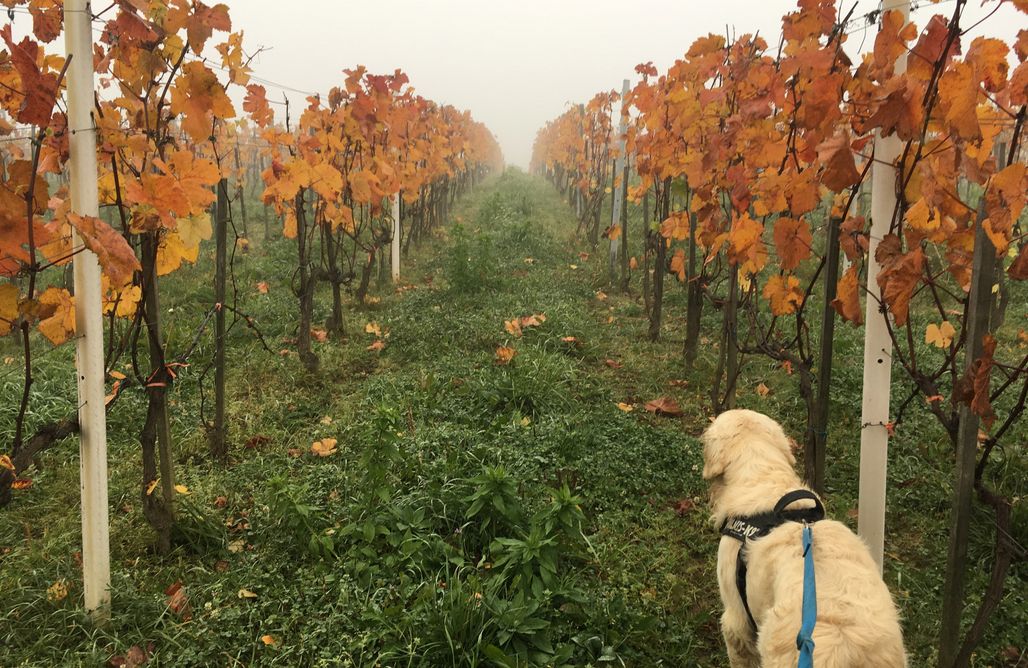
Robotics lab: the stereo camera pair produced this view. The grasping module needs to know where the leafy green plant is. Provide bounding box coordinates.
[484,590,573,667]
[447,223,498,293]
[265,476,336,560]
[465,465,524,539]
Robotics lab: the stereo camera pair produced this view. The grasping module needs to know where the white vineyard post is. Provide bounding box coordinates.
[609,78,630,282]
[391,193,401,282]
[858,0,910,574]
[65,0,111,616]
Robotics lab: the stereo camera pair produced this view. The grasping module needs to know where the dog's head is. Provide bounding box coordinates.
[700,409,796,506]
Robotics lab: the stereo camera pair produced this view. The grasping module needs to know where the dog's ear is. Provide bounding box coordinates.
[701,430,728,480]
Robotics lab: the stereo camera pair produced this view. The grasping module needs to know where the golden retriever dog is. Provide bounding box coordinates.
[701,409,907,668]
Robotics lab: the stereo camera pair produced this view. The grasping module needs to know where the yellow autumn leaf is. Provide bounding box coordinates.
[311,438,338,457]
[925,321,956,348]
[176,212,212,248]
[238,588,258,599]
[365,322,382,337]
[46,580,69,603]
[103,283,141,319]
[0,455,14,471]
[616,402,635,413]
[157,231,200,276]
[174,484,191,495]
[37,288,76,346]
[261,634,277,646]
[146,479,159,496]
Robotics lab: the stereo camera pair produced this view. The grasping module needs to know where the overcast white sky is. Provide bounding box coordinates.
[224,0,1021,167]
[7,1,1022,167]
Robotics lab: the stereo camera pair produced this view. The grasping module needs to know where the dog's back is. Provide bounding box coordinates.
[745,519,907,668]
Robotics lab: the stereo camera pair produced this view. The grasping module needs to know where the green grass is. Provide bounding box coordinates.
[0,170,1025,666]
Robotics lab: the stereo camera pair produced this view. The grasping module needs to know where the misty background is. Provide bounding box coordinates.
[7,0,1023,167]
[227,0,1023,168]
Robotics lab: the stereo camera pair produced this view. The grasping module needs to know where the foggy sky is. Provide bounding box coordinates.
[225,0,1021,168]
[7,1,1022,167]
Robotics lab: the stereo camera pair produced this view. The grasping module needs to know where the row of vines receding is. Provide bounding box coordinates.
[531,0,1026,664]
[0,0,502,553]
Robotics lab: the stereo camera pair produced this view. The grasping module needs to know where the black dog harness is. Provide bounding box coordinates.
[718,490,826,633]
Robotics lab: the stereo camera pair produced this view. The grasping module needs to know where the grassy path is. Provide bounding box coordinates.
[2,170,1025,666]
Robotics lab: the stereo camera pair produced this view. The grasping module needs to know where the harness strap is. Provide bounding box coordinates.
[719,490,825,636]
[735,548,758,632]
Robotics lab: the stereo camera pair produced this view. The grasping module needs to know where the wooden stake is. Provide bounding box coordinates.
[938,144,1006,667]
[211,179,229,462]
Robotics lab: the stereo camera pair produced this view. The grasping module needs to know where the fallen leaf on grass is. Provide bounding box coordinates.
[595,291,608,301]
[604,359,623,369]
[668,379,688,388]
[228,540,246,554]
[165,582,192,620]
[310,328,328,343]
[495,346,517,365]
[311,438,338,457]
[644,397,683,417]
[365,322,382,337]
[504,314,546,338]
[214,559,230,573]
[286,448,303,458]
[673,498,695,516]
[108,644,151,668]
[261,635,278,646]
[174,484,190,495]
[367,339,386,352]
[12,478,32,490]
[214,496,228,508]
[244,434,271,449]
[616,402,635,412]
[578,252,590,261]
[256,281,269,294]
[0,455,13,471]
[47,579,69,602]
[320,416,333,425]
[238,588,258,599]
[756,382,771,397]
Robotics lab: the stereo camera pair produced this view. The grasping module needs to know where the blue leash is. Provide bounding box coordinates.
[797,524,816,667]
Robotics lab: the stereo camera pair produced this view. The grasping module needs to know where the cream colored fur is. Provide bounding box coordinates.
[701,409,907,668]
